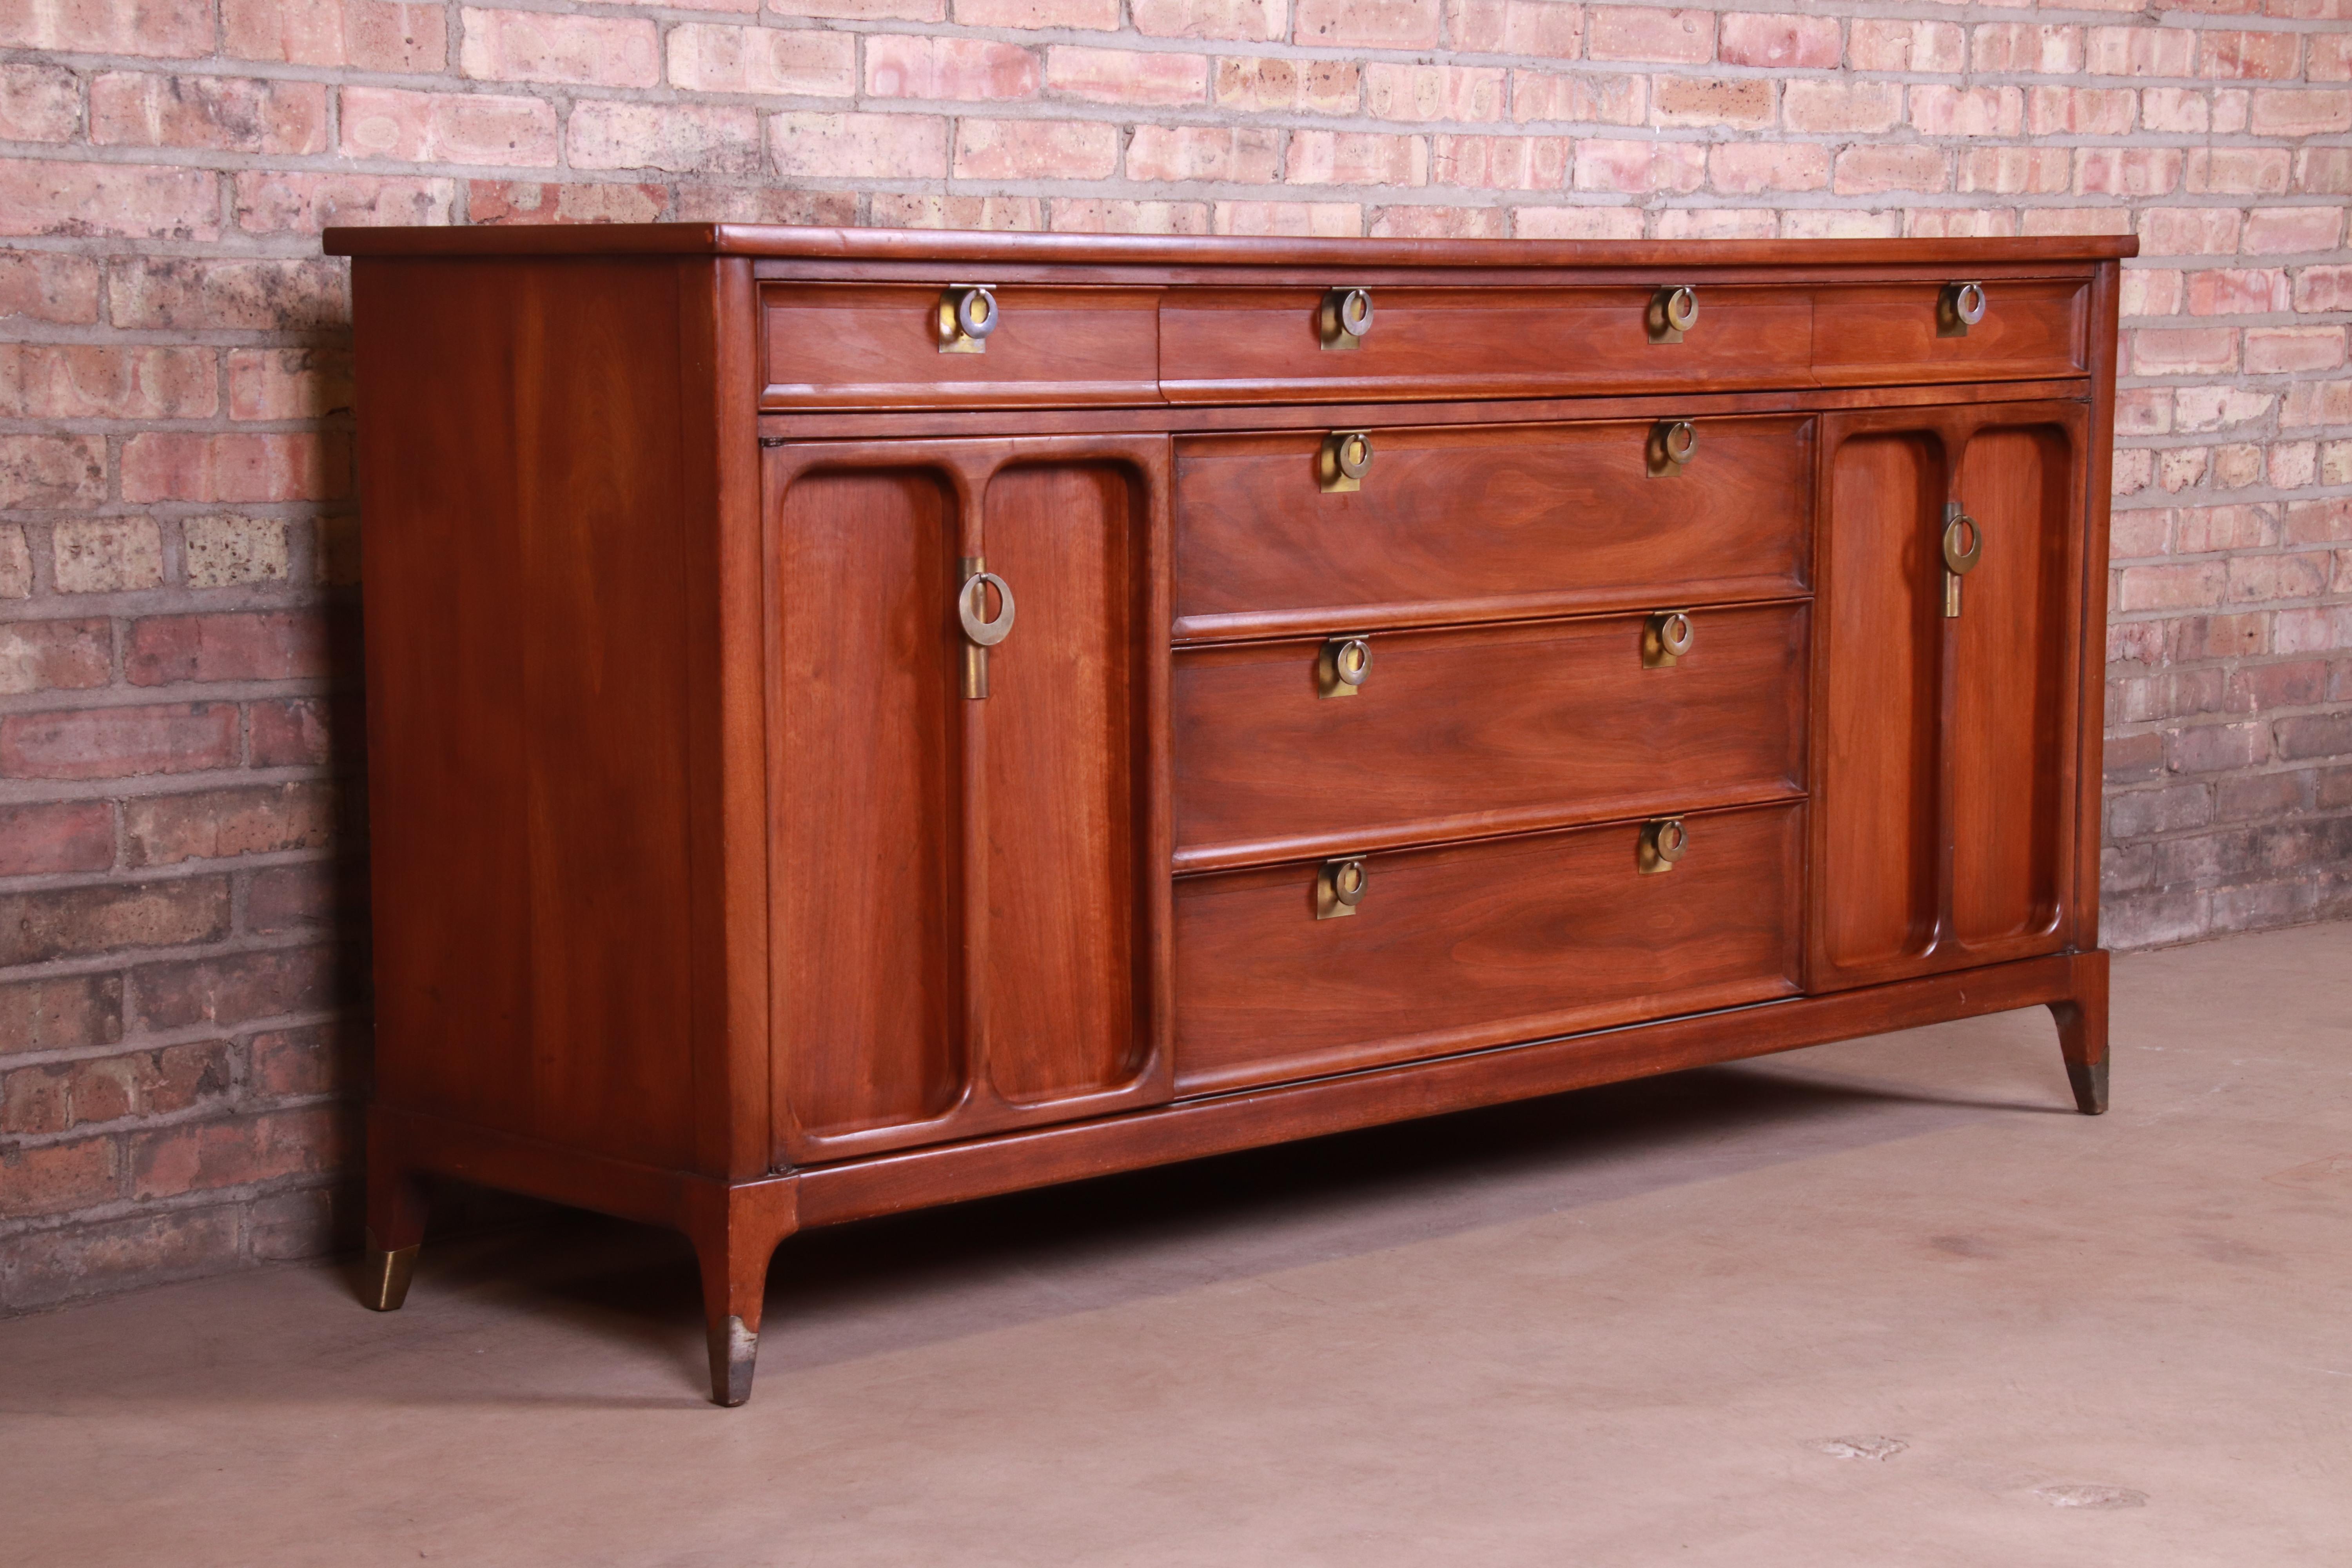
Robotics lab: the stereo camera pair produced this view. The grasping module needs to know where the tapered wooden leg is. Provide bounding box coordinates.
[687,1184,793,1408]
[2048,949,2110,1116]
[362,1117,430,1311]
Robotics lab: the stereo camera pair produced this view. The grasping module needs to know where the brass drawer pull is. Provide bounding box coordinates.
[1643,610,1695,668]
[1318,636,1372,698]
[1648,419,1697,478]
[1317,856,1370,918]
[938,285,998,352]
[1320,287,1374,350]
[1938,280,1987,338]
[1941,505,1982,618]
[956,559,1014,698]
[1649,284,1698,344]
[1638,818,1688,875]
[1320,430,1373,492]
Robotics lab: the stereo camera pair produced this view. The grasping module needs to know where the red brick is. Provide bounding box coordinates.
[1959,146,2071,197]
[2085,25,2197,76]
[121,432,350,504]
[90,72,327,155]
[1512,205,1646,239]
[954,118,1119,180]
[1364,63,1504,123]
[1430,135,1571,190]
[1512,69,1643,125]
[2200,28,2300,78]
[1781,82,1902,135]
[1444,0,1583,59]
[1215,56,1359,113]
[223,0,445,70]
[1586,5,1711,63]
[866,34,1040,99]
[227,348,353,421]
[1849,19,1962,73]
[0,160,218,242]
[1715,11,1836,68]
[1573,138,1705,195]
[247,698,334,768]
[769,112,946,179]
[666,24,855,94]
[123,781,335,867]
[868,193,1042,230]
[2251,89,2352,136]
[2242,207,2344,255]
[1369,205,1507,238]
[1833,145,1947,196]
[123,611,328,686]
[0,345,215,419]
[1,1042,233,1137]
[108,257,348,332]
[2138,207,2244,256]
[1652,76,1772,129]
[0,0,214,56]
[2027,87,2136,135]
[1045,46,1206,107]
[1294,0,1439,48]
[459,7,657,88]
[468,181,668,225]
[0,974,123,1056]
[2314,31,2352,80]
[130,944,339,1032]
[1287,131,1429,187]
[339,87,560,167]
[2185,147,2292,196]
[129,1105,349,1200]
[673,187,858,226]
[0,801,113,876]
[0,435,106,509]
[0,1206,242,1308]
[2120,561,2230,610]
[2186,267,2290,314]
[0,619,111,696]
[0,1140,119,1220]
[955,0,1116,25]
[1048,198,1211,234]
[2245,326,2347,373]
[0,702,240,780]
[251,1023,359,1099]
[2142,88,2214,136]
[2075,148,2181,198]
[1709,141,1831,195]
[249,861,353,935]
[0,250,99,324]
[0,64,78,142]
[567,102,760,175]
[1971,22,2082,74]
[0,879,229,966]
[1909,86,2023,138]
[1127,125,1281,183]
[1132,0,1283,40]
[2298,148,2352,193]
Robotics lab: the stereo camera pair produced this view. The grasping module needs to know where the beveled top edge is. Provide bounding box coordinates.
[323,223,2139,266]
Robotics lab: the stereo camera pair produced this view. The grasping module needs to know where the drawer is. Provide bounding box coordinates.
[1161,285,1815,403]
[1174,802,1803,1094]
[1173,602,1808,870]
[1812,278,2085,383]
[1174,415,1813,641]
[760,283,1160,408]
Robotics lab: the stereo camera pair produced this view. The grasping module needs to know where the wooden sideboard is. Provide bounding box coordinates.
[327,227,2131,1406]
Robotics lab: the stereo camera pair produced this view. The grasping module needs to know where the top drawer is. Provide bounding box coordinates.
[1811,278,2085,383]
[761,283,1160,408]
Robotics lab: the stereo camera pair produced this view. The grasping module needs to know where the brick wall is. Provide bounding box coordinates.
[2,0,2348,1312]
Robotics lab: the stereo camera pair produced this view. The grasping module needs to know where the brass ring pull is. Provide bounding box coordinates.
[1942,513,1982,577]
[958,570,1015,646]
[1650,284,1698,342]
[1335,288,1373,337]
[1317,856,1370,919]
[1661,421,1697,465]
[1334,431,1372,479]
[1939,280,1986,337]
[953,286,997,339]
[1638,817,1688,876]
[1319,636,1372,697]
[1320,287,1374,348]
[1644,610,1695,668]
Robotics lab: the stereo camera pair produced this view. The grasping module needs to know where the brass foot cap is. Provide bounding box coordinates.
[362,1234,419,1312]
[2066,1056,2109,1117]
[709,1316,758,1407]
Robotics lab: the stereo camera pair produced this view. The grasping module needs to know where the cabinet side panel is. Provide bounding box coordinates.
[1818,431,1943,971]
[982,463,1143,1103]
[1951,426,2072,943]
[775,469,962,1136]
[358,257,702,1167]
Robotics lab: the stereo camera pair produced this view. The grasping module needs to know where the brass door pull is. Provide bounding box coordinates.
[1319,430,1374,492]
[1318,637,1372,698]
[1941,505,1981,618]
[1649,284,1699,343]
[1643,610,1695,668]
[1648,419,1697,477]
[938,285,999,352]
[1316,857,1369,918]
[1320,287,1374,350]
[956,559,1014,698]
[1938,281,1987,338]
[1638,818,1688,875]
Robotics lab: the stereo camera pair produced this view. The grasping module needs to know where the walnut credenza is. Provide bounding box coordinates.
[328,227,2130,1405]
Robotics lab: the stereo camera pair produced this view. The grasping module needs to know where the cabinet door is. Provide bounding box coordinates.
[763,436,1171,1164]
[1810,402,2092,990]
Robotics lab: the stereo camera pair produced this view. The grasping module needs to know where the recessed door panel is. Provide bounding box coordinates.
[774,469,962,1138]
[1818,431,1943,973]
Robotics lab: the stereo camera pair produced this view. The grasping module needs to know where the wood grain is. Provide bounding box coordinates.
[761,283,1160,408]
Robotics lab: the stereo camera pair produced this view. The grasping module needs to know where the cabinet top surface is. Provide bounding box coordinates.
[323,223,2137,269]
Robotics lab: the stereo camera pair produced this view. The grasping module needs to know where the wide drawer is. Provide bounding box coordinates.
[1174,801,1804,1094]
[1811,278,2085,383]
[1173,415,1813,641]
[760,283,1160,408]
[1160,285,1815,403]
[1173,603,1808,870]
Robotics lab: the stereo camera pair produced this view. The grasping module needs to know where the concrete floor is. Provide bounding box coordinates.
[4,923,2348,1567]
